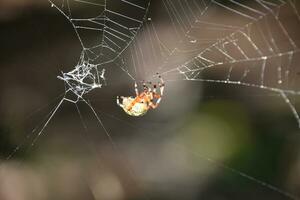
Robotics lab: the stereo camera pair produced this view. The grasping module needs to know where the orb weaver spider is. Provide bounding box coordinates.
[117,76,165,116]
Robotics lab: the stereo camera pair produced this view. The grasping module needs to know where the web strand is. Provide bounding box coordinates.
[3,0,300,199]
[118,0,300,127]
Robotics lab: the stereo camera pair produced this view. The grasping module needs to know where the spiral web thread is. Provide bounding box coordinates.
[118,0,300,128]
[48,0,151,101]
[3,0,151,164]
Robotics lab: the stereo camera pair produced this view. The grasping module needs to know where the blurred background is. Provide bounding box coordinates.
[1,0,300,200]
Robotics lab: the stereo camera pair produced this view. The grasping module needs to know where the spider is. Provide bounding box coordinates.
[117,76,165,116]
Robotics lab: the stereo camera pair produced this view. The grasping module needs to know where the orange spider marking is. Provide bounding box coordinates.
[117,76,165,116]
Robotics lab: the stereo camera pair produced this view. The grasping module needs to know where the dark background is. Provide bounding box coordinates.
[1,1,300,200]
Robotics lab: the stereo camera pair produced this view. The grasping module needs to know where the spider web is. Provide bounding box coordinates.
[117,0,300,127]
[49,0,150,64]
[111,1,300,197]
[2,0,151,178]
[48,0,150,101]
[2,0,300,199]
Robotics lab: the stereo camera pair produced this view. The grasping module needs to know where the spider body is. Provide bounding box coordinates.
[117,76,165,116]
[121,96,149,116]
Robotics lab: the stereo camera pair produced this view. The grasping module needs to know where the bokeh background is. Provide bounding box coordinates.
[1,0,300,200]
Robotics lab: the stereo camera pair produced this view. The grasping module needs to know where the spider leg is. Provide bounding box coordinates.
[134,82,139,97]
[151,83,158,100]
[116,96,124,108]
[148,93,161,109]
[158,75,165,96]
[147,82,152,90]
[145,81,153,100]
[153,84,157,93]
[143,80,148,92]
[148,99,161,109]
